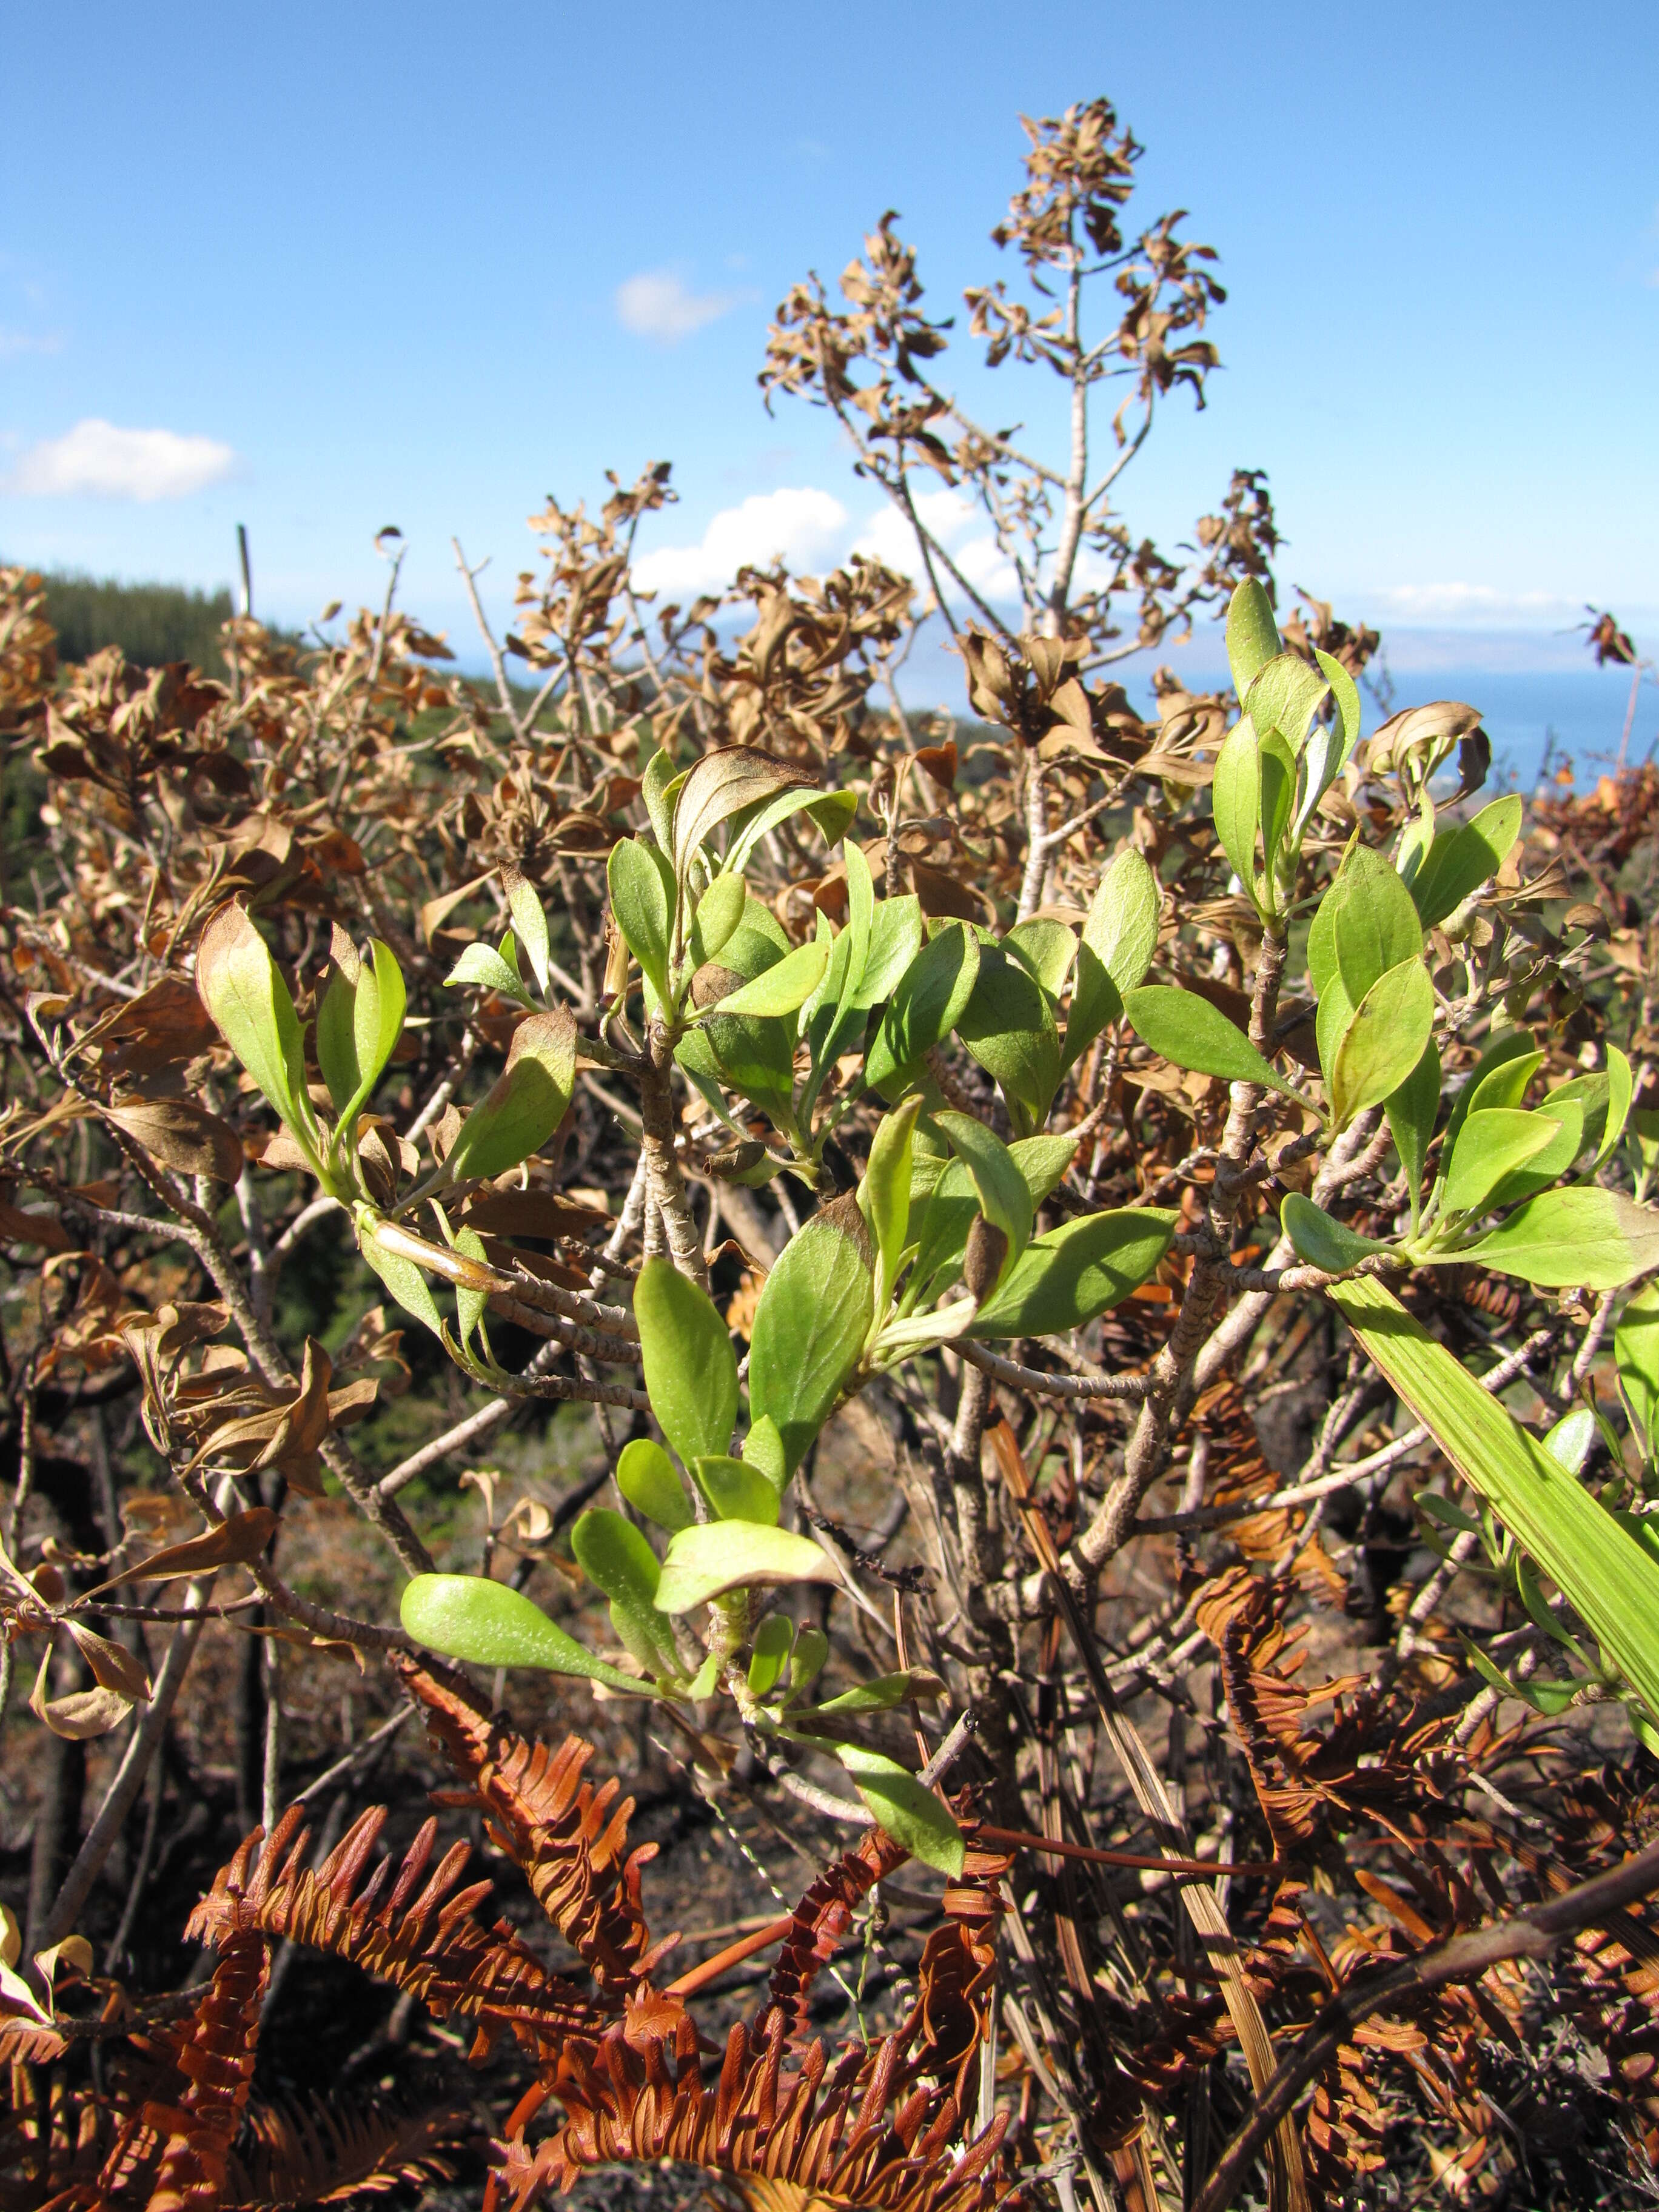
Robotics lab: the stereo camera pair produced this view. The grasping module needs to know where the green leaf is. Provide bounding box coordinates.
[689,869,747,965]
[1258,725,1298,890]
[1442,1108,1565,1219]
[1460,1187,1659,1292]
[1329,848,1425,1005]
[971,1208,1177,1338]
[571,1507,680,1679]
[748,1193,874,1473]
[1225,577,1279,702]
[850,893,925,1010]
[706,936,830,1020]
[608,837,672,1006]
[1329,960,1435,1131]
[641,745,680,853]
[196,903,319,1157]
[616,1436,692,1532]
[957,942,1064,1134]
[1084,848,1160,996]
[1329,1275,1659,1724]
[788,1624,829,1698]
[1244,652,1330,750]
[1478,1099,1585,1213]
[1441,1030,1542,1169]
[1062,942,1122,1076]
[682,1010,796,1122]
[1124,985,1304,1105]
[742,1414,788,1492]
[1005,917,1076,999]
[860,1096,923,1307]
[723,785,856,879]
[1386,1039,1441,1232]
[444,941,532,1001]
[655,1521,840,1614]
[674,749,817,883]
[811,1667,943,1715]
[501,863,552,996]
[1299,649,1362,825]
[866,921,980,1099]
[452,1224,491,1353]
[1544,1407,1597,1476]
[1011,1130,1081,1207]
[1280,1193,1395,1273]
[833,1745,964,1876]
[400,1572,649,1694]
[445,1008,576,1182]
[357,1211,443,1336]
[1409,794,1524,930]
[748,1614,794,1697]
[934,1110,1033,1269]
[634,1257,739,1472]
[1210,719,1261,893]
[694,1453,782,1526]
[1616,1281,1659,1456]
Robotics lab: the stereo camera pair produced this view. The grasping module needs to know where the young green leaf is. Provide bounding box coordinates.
[742,1415,788,1492]
[1005,917,1077,999]
[1441,1108,1564,1219]
[196,903,319,1155]
[1280,1193,1395,1274]
[1478,1098,1584,1214]
[860,1095,923,1305]
[501,863,552,997]
[400,1572,649,1693]
[689,868,747,965]
[723,786,856,879]
[788,1623,830,1697]
[1244,652,1330,751]
[1210,719,1261,893]
[833,1744,964,1876]
[1298,649,1362,826]
[970,1208,1177,1338]
[1225,577,1279,702]
[1257,725,1298,893]
[747,1613,794,1697]
[1386,1039,1440,1231]
[444,942,533,1002]
[1441,1030,1541,1168]
[694,1453,782,1525]
[654,1521,840,1614]
[957,942,1062,1134]
[634,1258,739,1473]
[320,937,407,1144]
[808,1668,945,1717]
[933,1110,1033,1270]
[444,1007,575,1182]
[1124,986,1305,1105]
[1460,1187,1659,1291]
[748,1192,874,1473]
[1409,794,1524,930]
[607,837,672,1006]
[705,935,830,1020]
[1084,848,1160,995]
[865,921,980,1099]
[616,1436,692,1532]
[1329,848,1424,1005]
[1329,960,1434,1131]
[850,893,925,1011]
[357,1210,444,1335]
[571,1507,681,1679]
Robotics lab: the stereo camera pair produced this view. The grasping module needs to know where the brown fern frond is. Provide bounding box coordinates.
[493,1842,1016,2212]
[758,1827,910,2043]
[186,1804,610,2063]
[390,1651,670,1989]
[221,2091,468,2208]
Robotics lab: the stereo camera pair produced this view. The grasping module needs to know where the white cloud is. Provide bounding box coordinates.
[634,486,850,598]
[7,417,236,500]
[1367,581,1580,628]
[0,328,64,360]
[615,266,748,344]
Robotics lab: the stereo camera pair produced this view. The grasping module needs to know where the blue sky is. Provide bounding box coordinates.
[2,0,1655,702]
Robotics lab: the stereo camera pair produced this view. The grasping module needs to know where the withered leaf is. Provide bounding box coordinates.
[109,1099,244,1184]
[88,1506,278,1595]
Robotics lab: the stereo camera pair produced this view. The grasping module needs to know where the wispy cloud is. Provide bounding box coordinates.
[0,327,64,360]
[1366,581,1582,628]
[614,266,751,345]
[6,418,237,500]
[633,487,849,598]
